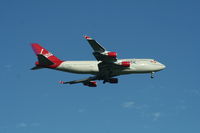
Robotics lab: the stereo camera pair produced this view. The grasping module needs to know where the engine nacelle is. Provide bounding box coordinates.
[107,52,117,58]
[35,61,40,66]
[108,78,118,83]
[120,61,131,67]
[83,81,97,87]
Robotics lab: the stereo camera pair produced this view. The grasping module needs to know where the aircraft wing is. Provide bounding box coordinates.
[59,76,98,85]
[84,36,117,62]
[84,36,131,79]
[84,36,105,52]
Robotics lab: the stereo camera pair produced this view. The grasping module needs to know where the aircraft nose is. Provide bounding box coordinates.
[159,63,166,70]
[161,64,166,69]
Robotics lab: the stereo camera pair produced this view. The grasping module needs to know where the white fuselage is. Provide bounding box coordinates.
[56,59,166,76]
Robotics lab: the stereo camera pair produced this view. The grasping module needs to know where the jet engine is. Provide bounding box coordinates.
[83,81,97,87]
[35,61,39,66]
[120,61,131,67]
[108,78,118,83]
[106,52,117,58]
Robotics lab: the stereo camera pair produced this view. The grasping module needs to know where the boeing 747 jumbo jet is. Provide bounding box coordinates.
[31,36,166,87]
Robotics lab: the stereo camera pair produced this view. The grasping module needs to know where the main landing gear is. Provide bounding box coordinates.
[103,78,118,84]
[151,72,155,79]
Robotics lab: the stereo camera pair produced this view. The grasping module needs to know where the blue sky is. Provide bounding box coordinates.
[0,0,200,132]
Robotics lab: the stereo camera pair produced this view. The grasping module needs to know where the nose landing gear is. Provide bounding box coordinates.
[151,72,155,79]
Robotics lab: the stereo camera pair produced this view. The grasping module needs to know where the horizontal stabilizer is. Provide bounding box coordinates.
[37,54,54,66]
[31,66,44,70]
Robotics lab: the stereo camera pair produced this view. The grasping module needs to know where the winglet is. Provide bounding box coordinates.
[84,35,93,40]
[59,81,65,84]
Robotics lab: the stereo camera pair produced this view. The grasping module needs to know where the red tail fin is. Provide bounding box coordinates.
[31,43,63,68]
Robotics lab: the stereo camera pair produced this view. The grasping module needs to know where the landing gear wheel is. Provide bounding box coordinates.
[151,72,155,79]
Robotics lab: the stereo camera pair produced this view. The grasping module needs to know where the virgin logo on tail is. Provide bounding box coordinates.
[40,48,53,58]
[44,53,53,58]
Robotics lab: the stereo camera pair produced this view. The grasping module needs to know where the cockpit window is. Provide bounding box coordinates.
[150,60,157,63]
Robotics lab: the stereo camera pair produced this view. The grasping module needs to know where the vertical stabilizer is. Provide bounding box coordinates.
[31,43,63,69]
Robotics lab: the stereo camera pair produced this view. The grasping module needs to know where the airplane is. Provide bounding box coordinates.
[31,36,166,87]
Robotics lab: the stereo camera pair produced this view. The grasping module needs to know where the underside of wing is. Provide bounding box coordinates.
[97,61,131,77]
[59,76,98,87]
